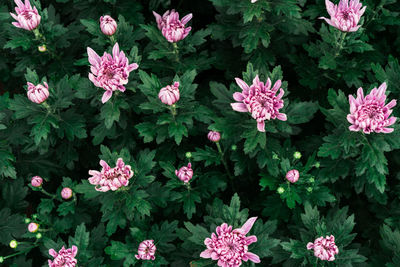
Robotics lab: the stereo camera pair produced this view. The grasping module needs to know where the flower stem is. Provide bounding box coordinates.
[40,188,55,199]
[3,245,36,260]
[335,31,347,56]
[216,142,235,185]
[109,35,116,45]
[170,104,177,120]
[172,43,180,63]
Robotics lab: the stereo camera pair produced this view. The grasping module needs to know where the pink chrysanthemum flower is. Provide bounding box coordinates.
[319,0,366,32]
[307,235,339,261]
[48,246,78,267]
[135,240,156,260]
[87,43,138,103]
[158,81,180,105]
[61,187,73,200]
[286,169,299,183]
[88,158,134,192]
[200,217,260,267]
[100,15,117,36]
[153,10,192,43]
[10,0,41,31]
[231,75,287,132]
[347,82,397,134]
[31,176,43,187]
[175,163,193,184]
[27,82,49,104]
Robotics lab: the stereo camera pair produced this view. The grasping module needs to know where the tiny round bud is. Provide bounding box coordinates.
[309,177,315,183]
[61,187,73,200]
[272,153,279,160]
[32,214,38,220]
[24,218,31,224]
[277,187,285,194]
[28,222,39,233]
[9,240,18,249]
[100,15,117,36]
[293,151,302,159]
[314,162,320,168]
[231,145,237,151]
[36,233,42,239]
[38,45,46,52]
[286,169,299,183]
[207,131,221,142]
[185,152,192,159]
[31,176,43,187]
[307,187,313,192]
[0,256,3,263]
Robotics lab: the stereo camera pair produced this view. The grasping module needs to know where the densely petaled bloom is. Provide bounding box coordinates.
[307,235,339,261]
[200,217,260,267]
[207,131,221,142]
[48,246,78,267]
[88,158,134,192]
[319,0,366,32]
[347,82,397,134]
[28,222,39,233]
[286,169,299,183]
[231,75,287,132]
[100,15,117,36]
[10,0,41,31]
[87,43,138,103]
[175,163,193,184]
[153,10,192,43]
[158,82,180,105]
[61,188,73,199]
[135,240,156,260]
[27,82,49,104]
[31,176,43,187]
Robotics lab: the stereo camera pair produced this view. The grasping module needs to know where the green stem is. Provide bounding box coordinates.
[172,43,180,63]
[216,142,235,192]
[335,31,347,56]
[3,246,37,260]
[40,188,55,199]
[170,104,177,120]
[109,35,116,45]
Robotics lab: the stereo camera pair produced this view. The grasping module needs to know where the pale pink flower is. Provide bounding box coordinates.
[251,0,258,3]
[231,75,287,132]
[153,10,192,43]
[200,217,260,267]
[175,163,193,184]
[28,222,39,233]
[158,82,180,105]
[286,169,299,183]
[48,246,78,267]
[347,82,396,134]
[10,0,41,31]
[31,176,43,187]
[307,235,339,261]
[100,15,117,36]
[135,240,156,260]
[87,43,138,103]
[88,158,134,192]
[319,0,366,32]
[61,188,73,200]
[27,82,49,104]
[207,131,221,142]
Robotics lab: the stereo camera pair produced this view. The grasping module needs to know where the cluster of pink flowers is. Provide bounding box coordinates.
[347,82,397,134]
[87,43,138,103]
[10,0,41,31]
[231,75,287,132]
[286,169,299,183]
[100,15,117,36]
[175,163,193,184]
[207,131,221,142]
[135,240,157,260]
[27,82,49,104]
[158,81,180,105]
[320,0,366,32]
[200,217,260,266]
[88,158,133,192]
[48,246,78,267]
[307,235,339,261]
[153,10,192,43]
[31,176,43,187]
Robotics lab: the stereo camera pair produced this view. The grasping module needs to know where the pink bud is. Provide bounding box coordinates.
[31,176,43,187]
[286,169,299,183]
[28,222,39,233]
[61,187,73,200]
[158,82,180,105]
[100,15,117,36]
[175,163,193,184]
[207,131,221,142]
[27,82,49,104]
[10,0,41,31]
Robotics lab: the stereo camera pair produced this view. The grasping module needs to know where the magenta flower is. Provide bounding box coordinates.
[200,217,260,267]
[61,187,73,200]
[158,81,180,105]
[100,15,117,36]
[153,10,192,43]
[286,169,299,183]
[27,82,49,104]
[231,75,287,132]
[48,246,78,267]
[347,82,397,134]
[207,131,221,142]
[175,163,193,184]
[319,0,366,32]
[28,222,39,233]
[87,43,138,103]
[31,176,43,187]
[10,0,41,31]
[135,240,156,260]
[307,235,339,261]
[88,158,134,192]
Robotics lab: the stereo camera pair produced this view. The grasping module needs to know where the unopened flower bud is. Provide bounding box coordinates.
[207,131,221,142]
[158,82,180,105]
[277,187,285,194]
[61,187,73,200]
[185,152,192,159]
[9,240,18,249]
[28,222,39,233]
[286,169,299,183]
[32,214,38,219]
[314,162,320,168]
[100,15,117,36]
[231,145,237,151]
[0,256,4,263]
[307,187,313,193]
[24,218,31,224]
[309,177,315,183]
[36,233,42,239]
[27,82,49,104]
[31,176,43,187]
[38,45,46,52]
[175,163,193,184]
[272,153,279,160]
[293,151,302,159]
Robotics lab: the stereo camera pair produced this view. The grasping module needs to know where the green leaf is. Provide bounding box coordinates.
[287,102,318,124]
[168,122,188,145]
[69,223,90,251]
[182,190,201,219]
[0,208,25,245]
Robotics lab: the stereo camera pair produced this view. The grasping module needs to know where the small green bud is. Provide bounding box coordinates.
[307,187,313,193]
[0,256,4,263]
[272,153,279,160]
[185,152,192,159]
[36,233,42,239]
[24,218,31,224]
[293,151,302,159]
[309,177,315,183]
[231,145,237,151]
[314,162,320,168]
[9,240,18,249]
[32,214,38,220]
[277,187,285,194]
